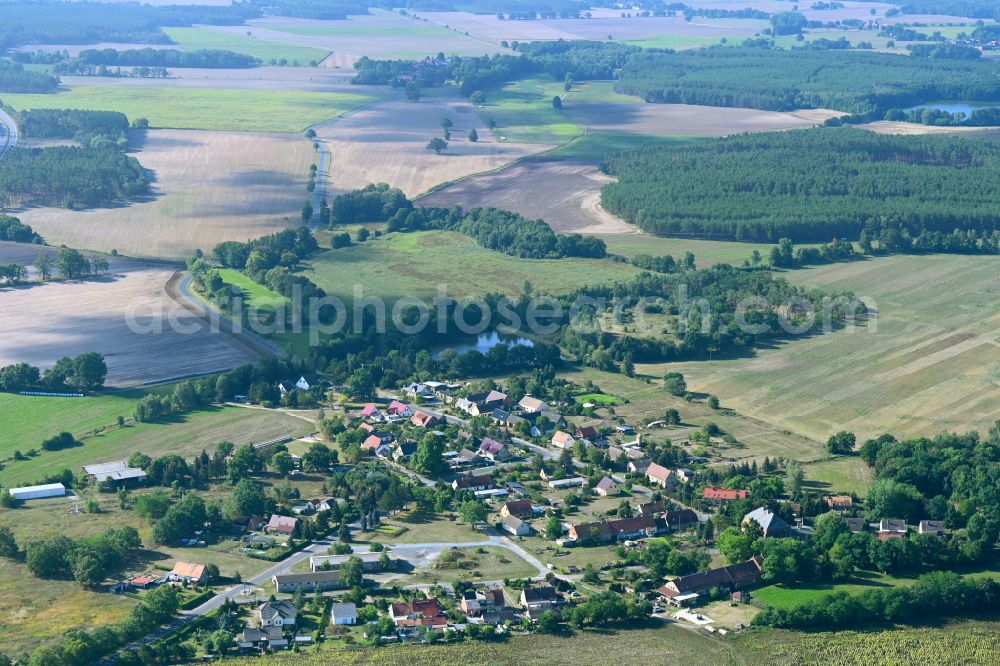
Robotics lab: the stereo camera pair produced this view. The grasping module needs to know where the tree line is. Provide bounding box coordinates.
[614,46,1000,115]
[0,59,59,93]
[0,352,108,392]
[600,127,1000,243]
[16,108,130,147]
[68,47,259,69]
[0,214,42,243]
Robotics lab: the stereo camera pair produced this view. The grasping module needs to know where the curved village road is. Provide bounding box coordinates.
[0,107,18,159]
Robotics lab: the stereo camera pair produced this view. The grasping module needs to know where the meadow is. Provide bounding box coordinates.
[670,253,1000,441]
[0,391,146,453]
[163,26,331,66]
[0,403,313,487]
[0,86,380,133]
[802,455,874,497]
[483,76,583,145]
[300,230,643,303]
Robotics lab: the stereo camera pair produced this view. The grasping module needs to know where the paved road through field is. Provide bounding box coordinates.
[0,107,18,159]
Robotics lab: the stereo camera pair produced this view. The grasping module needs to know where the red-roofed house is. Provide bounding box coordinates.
[265,514,299,537]
[361,403,383,421]
[478,437,510,462]
[411,411,438,428]
[703,487,748,502]
[389,598,444,631]
[646,463,674,489]
[577,425,598,440]
[387,400,412,418]
[551,431,575,450]
[452,475,494,492]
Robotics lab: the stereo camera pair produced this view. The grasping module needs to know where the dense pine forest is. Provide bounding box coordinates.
[600,127,1000,243]
[16,109,130,145]
[0,146,148,209]
[65,48,261,69]
[0,60,59,93]
[614,47,1000,115]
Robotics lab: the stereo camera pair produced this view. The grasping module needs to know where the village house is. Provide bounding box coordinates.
[264,514,298,537]
[167,561,206,585]
[657,557,763,606]
[616,424,636,435]
[272,570,344,593]
[502,514,531,536]
[387,400,412,418]
[825,495,854,511]
[393,441,418,462]
[449,449,479,469]
[479,437,511,462]
[389,598,447,633]
[403,382,432,399]
[500,499,535,519]
[461,587,507,621]
[362,435,392,457]
[361,403,384,421]
[411,411,438,428]
[577,425,598,440]
[743,507,791,538]
[664,508,699,531]
[646,462,675,489]
[568,515,658,544]
[919,520,946,536]
[594,476,619,497]
[703,487,748,502]
[330,603,358,625]
[520,585,560,619]
[257,600,297,628]
[518,395,549,413]
[452,474,495,492]
[841,516,866,533]
[637,501,666,516]
[628,459,652,475]
[238,625,284,650]
[490,408,511,425]
[551,430,575,450]
[879,518,907,537]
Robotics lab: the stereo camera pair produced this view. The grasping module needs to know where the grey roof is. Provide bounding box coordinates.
[273,570,341,584]
[595,477,617,492]
[83,461,146,482]
[330,603,357,619]
[744,507,790,533]
[503,514,527,531]
[240,625,282,642]
[260,600,297,622]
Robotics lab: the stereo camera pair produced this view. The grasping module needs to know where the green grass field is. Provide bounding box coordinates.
[163,26,331,65]
[803,456,874,497]
[271,23,453,39]
[575,392,623,406]
[600,234,774,267]
[625,34,726,49]
[218,268,288,310]
[299,230,642,303]
[754,571,911,609]
[0,86,380,132]
[482,76,583,144]
[0,405,312,487]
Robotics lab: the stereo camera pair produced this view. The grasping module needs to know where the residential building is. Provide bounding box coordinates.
[393,442,418,461]
[453,475,494,492]
[265,514,298,537]
[518,396,549,413]
[551,431,575,450]
[615,424,635,435]
[703,487,748,501]
[841,516,866,533]
[502,514,531,536]
[500,499,535,519]
[577,425,598,440]
[646,462,674,489]
[387,400,412,418]
[657,558,763,606]
[919,520,946,536]
[664,508,699,531]
[449,449,479,469]
[411,411,438,428]
[879,518,907,535]
[330,603,358,625]
[238,625,284,649]
[479,437,510,462]
[628,459,652,474]
[637,501,666,516]
[257,600,297,628]
[567,515,658,543]
[825,495,854,511]
[168,561,206,585]
[520,585,559,618]
[389,598,444,625]
[490,408,511,425]
[743,507,791,538]
[460,587,506,618]
[361,403,383,421]
[272,570,344,593]
[403,382,432,398]
[594,476,619,497]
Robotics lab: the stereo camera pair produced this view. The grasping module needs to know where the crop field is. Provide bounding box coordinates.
[300,230,642,303]
[670,254,1000,442]
[61,66,357,92]
[163,26,331,65]
[0,559,136,657]
[0,257,264,388]
[0,86,379,133]
[601,234,777,266]
[317,90,546,198]
[484,76,583,144]
[16,129,315,259]
[250,10,505,61]
[0,404,312,487]
[420,159,635,235]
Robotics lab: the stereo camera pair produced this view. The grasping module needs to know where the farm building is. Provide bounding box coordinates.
[84,461,147,485]
[273,570,344,593]
[8,483,66,501]
[309,552,396,573]
[330,603,358,625]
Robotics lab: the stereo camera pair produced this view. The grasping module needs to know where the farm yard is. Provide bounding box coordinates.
[317,89,547,198]
[15,129,315,259]
[0,249,264,387]
[669,254,1000,441]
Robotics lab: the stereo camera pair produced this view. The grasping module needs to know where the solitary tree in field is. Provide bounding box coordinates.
[441,117,453,131]
[426,137,448,154]
[827,430,856,455]
[552,95,562,109]
[405,82,421,101]
[33,254,53,280]
[468,128,478,142]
